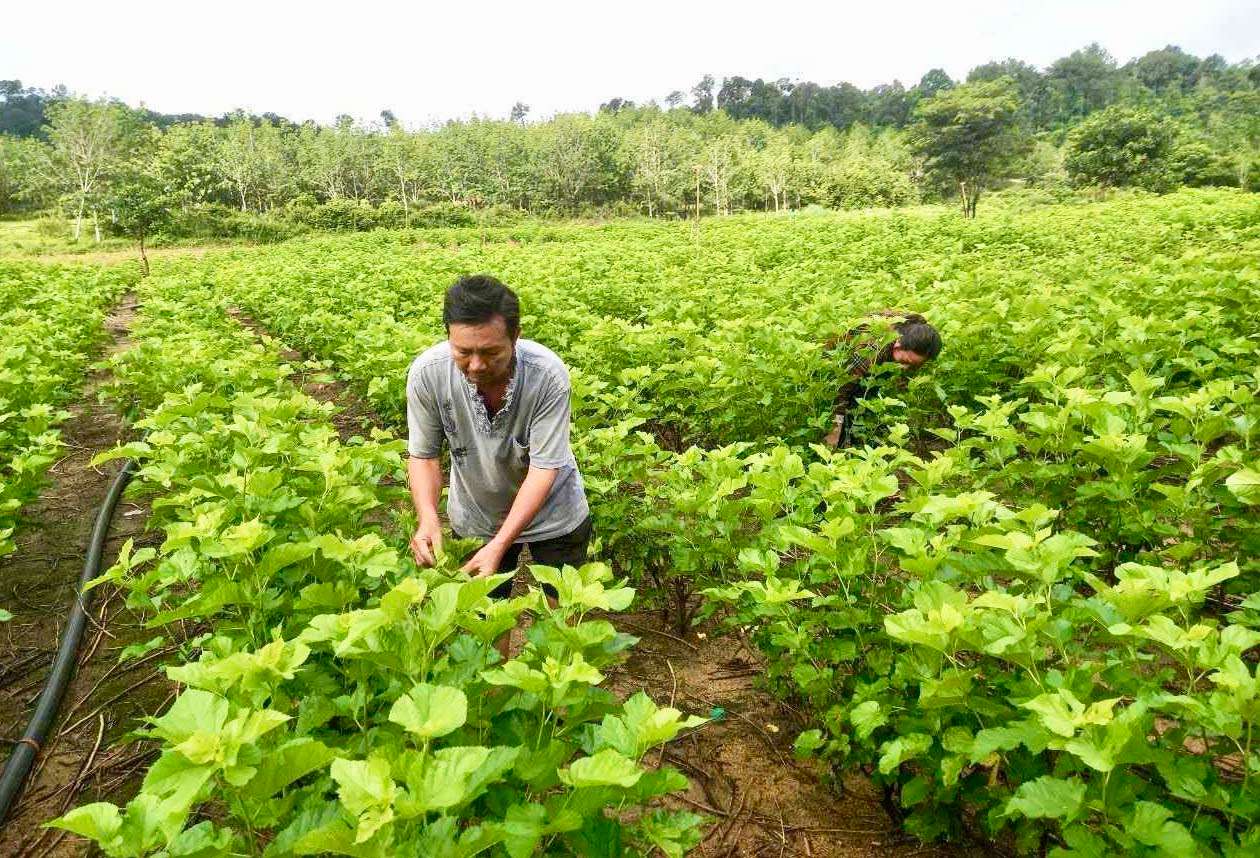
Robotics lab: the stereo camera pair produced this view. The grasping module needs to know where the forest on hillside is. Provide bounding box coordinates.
[1,42,1257,242]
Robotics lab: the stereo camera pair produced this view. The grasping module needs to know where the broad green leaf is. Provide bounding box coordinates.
[593,692,705,757]
[638,809,706,858]
[559,748,643,788]
[1004,775,1085,820]
[243,738,336,799]
[1128,801,1197,857]
[47,802,123,844]
[849,700,888,741]
[1225,467,1260,503]
[405,746,493,812]
[877,733,933,774]
[331,756,397,843]
[388,683,468,739]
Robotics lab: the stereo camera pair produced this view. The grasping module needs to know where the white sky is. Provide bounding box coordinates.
[4,1,1257,127]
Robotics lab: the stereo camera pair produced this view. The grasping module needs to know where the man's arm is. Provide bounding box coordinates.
[407,456,444,566]
[405,361,446,566]
[824,378,861,449]
[462,466,559,575]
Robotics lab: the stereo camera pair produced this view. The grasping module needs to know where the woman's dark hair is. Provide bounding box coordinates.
[894,317,942,360]
[443,274,520,337]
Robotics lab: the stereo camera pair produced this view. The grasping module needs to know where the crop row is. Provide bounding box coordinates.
[0,261,133,558]
[54,274,706,856]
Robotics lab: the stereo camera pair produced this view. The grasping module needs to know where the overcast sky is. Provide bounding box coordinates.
[4,1,1257,127]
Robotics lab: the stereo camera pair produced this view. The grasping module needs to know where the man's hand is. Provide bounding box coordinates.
[824,415,844,449]
[461,540,508,577]
[410,519,444,567]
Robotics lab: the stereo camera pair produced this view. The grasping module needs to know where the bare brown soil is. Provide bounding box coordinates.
[603,610,987,858]
[0,295,180,857]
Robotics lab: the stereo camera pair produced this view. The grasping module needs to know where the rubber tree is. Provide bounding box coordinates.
[108,135,173,276]
[44,98,128,240]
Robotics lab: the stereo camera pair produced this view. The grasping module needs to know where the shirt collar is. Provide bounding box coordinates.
[460,350,518,434]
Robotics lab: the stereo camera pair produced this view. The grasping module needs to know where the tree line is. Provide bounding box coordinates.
[1,42,1256,242]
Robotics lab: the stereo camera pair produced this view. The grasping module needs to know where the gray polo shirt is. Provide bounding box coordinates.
[406,339,589,542]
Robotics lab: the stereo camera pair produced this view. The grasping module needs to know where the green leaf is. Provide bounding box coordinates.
[1128,801,1197,857]
[877,733,933,774]
[559,748,644,788]
[388,683,467,739]
[405,746,493,812]
[1225,467,1260,504]
[148,689,229,744]
[243,738,336,799]
[502,803,547,858]
[1004,775,1085,820]
[794,729,824,757]
[167,821,233,857]
[530,562,634,611]
[257,540,315,577]
[47,802,123,844]
[482,659,549,695]
[592,691,705,758]
[849,700,888,741]
[331,756,397,843]
[638,809,706,858]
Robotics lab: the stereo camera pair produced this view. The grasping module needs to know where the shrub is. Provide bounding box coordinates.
[1169,141,1238,187]
[1065,106,1176,191]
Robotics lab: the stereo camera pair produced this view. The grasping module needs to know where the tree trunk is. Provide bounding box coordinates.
[399,174,410,226]
[73,195,84,241]
[138,232,149,277]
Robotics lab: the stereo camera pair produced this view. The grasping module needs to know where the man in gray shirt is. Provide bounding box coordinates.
[406,275,591,609]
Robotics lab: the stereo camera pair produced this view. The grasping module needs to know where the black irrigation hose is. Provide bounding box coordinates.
[0,455,138,826]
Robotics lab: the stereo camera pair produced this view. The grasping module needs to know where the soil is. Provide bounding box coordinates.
[602,610,989,858]
[0,294,179,857]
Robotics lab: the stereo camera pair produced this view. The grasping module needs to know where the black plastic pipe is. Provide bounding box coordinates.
[0,455,138,825]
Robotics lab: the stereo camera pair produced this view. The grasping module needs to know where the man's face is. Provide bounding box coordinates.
[891,343,928,369]
[449,317,517,387]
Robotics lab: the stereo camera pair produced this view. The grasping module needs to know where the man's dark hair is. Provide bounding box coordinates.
[443,274,520,337]
[895,318,942,360]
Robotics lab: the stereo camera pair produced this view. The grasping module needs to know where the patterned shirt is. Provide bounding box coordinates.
[827,310,922,416]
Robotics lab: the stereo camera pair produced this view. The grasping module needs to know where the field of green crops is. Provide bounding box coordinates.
[0,262,132,559]
[5,187,1259,856]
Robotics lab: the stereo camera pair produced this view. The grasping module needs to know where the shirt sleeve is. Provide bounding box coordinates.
[527,371,573,470]
[406,362,444,458]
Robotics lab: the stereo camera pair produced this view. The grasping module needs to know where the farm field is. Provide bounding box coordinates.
[1,187,1258,856]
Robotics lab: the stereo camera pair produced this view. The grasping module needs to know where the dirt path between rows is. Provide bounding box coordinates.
[0,294,180,857]
[604,610,984,858]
